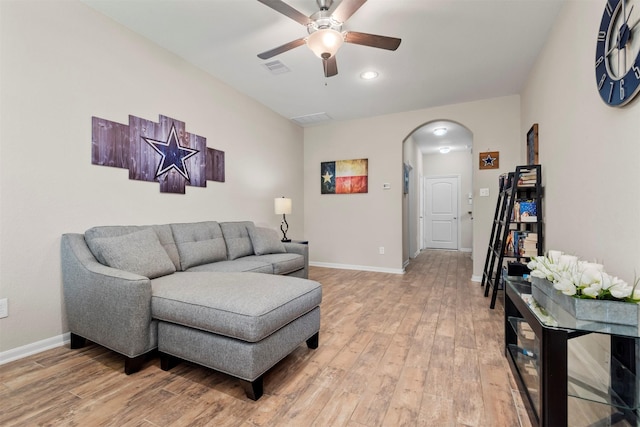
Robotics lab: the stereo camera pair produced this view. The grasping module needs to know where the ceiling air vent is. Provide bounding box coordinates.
[290,112,332,125]
[262,60,290,75]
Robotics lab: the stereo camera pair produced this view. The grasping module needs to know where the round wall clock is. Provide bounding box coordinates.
[595,0,640,107]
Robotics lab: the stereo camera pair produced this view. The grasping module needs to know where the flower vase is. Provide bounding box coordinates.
[531,276,640,326]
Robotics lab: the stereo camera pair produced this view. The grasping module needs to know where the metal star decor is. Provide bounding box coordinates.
[91,114,225,194]
[479,151,500,170]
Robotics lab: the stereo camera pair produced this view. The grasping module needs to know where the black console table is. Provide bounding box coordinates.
[505,278,639,426]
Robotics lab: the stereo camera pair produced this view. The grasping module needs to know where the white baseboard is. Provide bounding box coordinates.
[310,261,405,275]
[459,248,472,253]
[0,332,70,365]
[471,275,482,282]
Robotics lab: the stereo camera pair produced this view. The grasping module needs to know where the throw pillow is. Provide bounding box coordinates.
[89,228,176,279]
[220,221,255,260]
[249,227,286,255]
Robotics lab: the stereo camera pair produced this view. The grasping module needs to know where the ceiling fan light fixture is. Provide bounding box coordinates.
[433,127,448,136]
[306,28,344,59]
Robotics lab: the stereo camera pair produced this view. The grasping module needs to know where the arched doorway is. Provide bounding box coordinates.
[402,120,473,265]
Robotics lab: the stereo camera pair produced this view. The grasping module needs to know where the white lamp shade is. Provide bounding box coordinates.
[274,197,292,215]
[306,29,344,59]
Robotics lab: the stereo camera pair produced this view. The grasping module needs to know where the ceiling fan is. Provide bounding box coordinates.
[257,0,401,78]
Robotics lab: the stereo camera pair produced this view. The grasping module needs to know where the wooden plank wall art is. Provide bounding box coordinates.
[92,115,225,194]
[321,158,368,194]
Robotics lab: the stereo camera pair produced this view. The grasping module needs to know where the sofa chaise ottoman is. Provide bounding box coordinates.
[153,272,320,399]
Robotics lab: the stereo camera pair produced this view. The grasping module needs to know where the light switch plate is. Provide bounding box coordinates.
[479,188,490,197]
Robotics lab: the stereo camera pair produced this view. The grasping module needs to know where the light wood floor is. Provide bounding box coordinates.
[0,250,531,426]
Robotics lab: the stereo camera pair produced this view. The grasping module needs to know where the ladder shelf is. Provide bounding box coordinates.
[482,165,544,309]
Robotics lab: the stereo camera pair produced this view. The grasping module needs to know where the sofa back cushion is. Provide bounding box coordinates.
[170,221,227,270]
[85,224,180,270]
[87,228,176,279]
[248,227,286,255]
[220,221,255,260]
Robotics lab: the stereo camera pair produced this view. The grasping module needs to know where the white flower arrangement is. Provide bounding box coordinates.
[527,250,640,303]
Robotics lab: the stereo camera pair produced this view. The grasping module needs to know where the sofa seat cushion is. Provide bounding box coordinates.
[242,253,304,275]
[151,272,322,343]
[186,260,272,274]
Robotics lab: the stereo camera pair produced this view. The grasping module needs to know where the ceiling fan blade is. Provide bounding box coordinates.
[256,0,311,26]
[344,31,401,51]
[330,0,367,23]
[258,38,306,59]
[323,56,338,77]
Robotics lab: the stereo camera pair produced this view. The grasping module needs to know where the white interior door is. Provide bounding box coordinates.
[425,176,459,250]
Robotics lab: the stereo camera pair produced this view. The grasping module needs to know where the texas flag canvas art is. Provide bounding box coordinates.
[321,159,368,194]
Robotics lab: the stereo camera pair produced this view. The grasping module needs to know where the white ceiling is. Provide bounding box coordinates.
[411,120,473,155]
[83,0,565,152]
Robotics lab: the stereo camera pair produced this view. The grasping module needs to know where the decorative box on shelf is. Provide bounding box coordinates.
[531,276,640,326]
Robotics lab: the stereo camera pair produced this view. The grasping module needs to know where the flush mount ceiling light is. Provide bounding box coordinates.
[439,147,451,154]
[433,127,448,136]
[360,70,379,80]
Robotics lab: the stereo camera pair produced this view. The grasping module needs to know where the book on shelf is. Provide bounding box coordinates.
[505,230,539,257]
[505,230,521,254]
[511,200,537,222]
[517,171,538,187]
[519,200,537,222]
[517,179,537,187]
[511,201,520,222]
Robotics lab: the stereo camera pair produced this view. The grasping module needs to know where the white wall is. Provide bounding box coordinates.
[521,0,640,282]
[423,149,474,252]
[403,134,422,262]
[0,1,304,354]
[304,95,522,276]
[520,0,640,396]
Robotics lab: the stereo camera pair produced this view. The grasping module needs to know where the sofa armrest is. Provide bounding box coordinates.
[61,233,156,358]
[282,242,309,279]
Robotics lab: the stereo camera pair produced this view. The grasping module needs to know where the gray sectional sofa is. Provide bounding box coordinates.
[61,220,322,400]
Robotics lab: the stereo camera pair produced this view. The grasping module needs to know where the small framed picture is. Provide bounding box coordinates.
[479,151,499,170]
[403,163,409,194]
[527,124,539,165]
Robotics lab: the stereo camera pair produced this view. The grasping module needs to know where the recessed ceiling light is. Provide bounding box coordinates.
[439,147,451,154]
[360,70,379,80]
[433,127,447,136]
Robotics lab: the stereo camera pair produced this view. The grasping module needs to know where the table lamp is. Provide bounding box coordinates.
[274,197,292,242]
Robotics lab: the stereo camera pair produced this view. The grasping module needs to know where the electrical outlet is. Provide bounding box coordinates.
[379,247,385,255]
[0,298,8,318]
